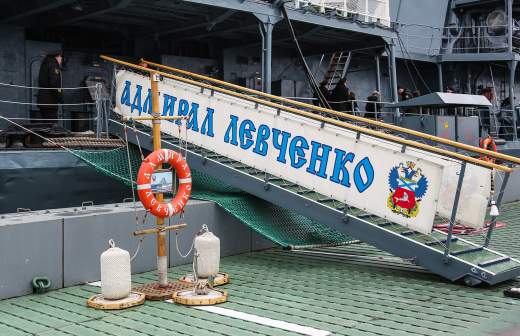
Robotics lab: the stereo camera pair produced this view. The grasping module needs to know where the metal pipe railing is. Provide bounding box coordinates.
[101,55,514,172]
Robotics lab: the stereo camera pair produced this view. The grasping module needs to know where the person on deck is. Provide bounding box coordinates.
[330,78,350,111]
[398,86,412,101]
[36,51,63,121]
[346,91,359,113]
[314,80,330,107]
[365,90,381,119]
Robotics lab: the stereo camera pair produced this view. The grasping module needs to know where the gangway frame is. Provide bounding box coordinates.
[110,119,520,286]
[103,56,520,285]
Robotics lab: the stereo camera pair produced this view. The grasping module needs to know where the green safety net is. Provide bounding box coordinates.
[71,145,353,247]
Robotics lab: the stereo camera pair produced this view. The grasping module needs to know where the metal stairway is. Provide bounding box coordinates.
[101,54,520,286]
[324,51,352,90]
[109,118,520,286]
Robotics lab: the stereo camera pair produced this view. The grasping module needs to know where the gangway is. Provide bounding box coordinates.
[103,55,520,286]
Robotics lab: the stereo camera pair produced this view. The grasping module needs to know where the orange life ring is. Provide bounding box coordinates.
[479,136,497,163]
[136,149,192,218]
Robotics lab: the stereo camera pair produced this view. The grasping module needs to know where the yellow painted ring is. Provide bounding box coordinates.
[172,289,228,306]
[86,292,145,310]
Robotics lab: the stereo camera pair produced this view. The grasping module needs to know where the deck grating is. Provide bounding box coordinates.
[3,202,520,335]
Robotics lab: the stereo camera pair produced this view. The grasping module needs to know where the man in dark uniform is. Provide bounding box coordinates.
[313,80,330,107]
[36,51,63,121]
[330,78,350,111]
[365,90,381,119]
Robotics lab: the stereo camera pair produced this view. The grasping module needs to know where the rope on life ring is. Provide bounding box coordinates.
[479,136,497,163]
[136,149,192,218]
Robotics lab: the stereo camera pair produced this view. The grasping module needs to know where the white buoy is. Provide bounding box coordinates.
[100,239,131,300]
[194,229,220,278]
[173,225,227,306]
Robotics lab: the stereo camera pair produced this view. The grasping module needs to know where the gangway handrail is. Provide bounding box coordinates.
[139,58,520,167]
[100,55,512,172]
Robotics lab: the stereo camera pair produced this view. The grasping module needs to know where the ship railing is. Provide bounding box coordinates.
[0,81,108,138]
[293,0,391,27]
[288,98,520,142]
[470,107,520,141]
[397,23,515,56]
[284,97,392,119]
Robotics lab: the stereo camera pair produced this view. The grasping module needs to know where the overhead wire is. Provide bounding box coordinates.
[278,1,332,110]
[0,81,96,90]
[0,99,95,106]
[396,33,433,93]
[395,36,418,91]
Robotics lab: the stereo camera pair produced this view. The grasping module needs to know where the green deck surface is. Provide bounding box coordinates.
[2,202,520,336]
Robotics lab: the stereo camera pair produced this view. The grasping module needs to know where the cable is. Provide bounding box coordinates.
[396,33,432,93]
[124,123,148,262]
[279,2,332,110]
[7,117,97,121]
[175,230,195,258]
[131,121,145,161]
[0,81,96,90]
[0,99,95,106]
[396,36,418,91]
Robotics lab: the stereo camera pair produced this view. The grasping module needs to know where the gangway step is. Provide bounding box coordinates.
[478,256,511,267]
[450,246,484,256]
[425,237,459,246]
[317,197,335,204]
[297,190,315,195]
[206,154,224,159]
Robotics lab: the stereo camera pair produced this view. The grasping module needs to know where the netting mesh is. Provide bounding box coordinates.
[71,144,353,247]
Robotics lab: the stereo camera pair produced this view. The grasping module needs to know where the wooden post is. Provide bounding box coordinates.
[150,72,168,287]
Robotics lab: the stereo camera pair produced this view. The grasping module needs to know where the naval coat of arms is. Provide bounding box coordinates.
[387,161,429,218]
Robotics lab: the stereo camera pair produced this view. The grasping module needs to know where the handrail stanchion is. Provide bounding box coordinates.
[444,161,466,260]
[95,83,102,138]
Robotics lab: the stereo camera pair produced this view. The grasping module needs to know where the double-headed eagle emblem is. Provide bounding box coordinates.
[387,161,429,218]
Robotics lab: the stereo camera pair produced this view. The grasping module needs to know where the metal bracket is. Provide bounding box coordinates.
[134,223,187,236]
[81,201,94,210]
[264,174,270,190]
[342,208,349,223]
[16,208,32,213]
